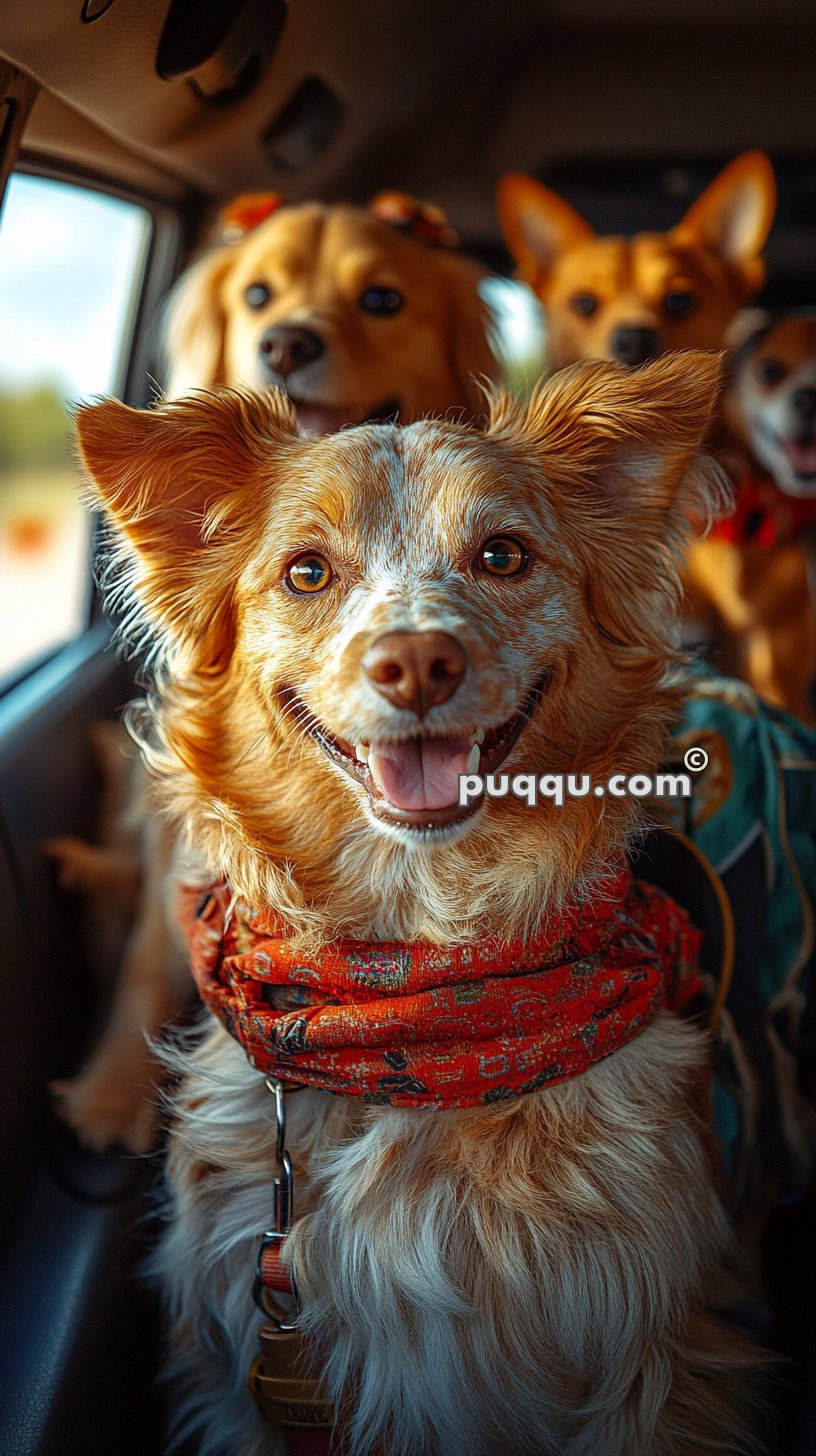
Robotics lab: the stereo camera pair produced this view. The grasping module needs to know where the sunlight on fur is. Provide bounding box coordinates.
[75,350,767,1456]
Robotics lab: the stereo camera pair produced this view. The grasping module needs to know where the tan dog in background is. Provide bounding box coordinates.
[164,192,495,423]
[686,313,816,723]
[48,193,499,1152]
[497,152,776,369]
[73,353,766,1456]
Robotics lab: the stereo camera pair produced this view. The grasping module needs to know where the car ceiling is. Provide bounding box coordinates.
[2,0,816,248]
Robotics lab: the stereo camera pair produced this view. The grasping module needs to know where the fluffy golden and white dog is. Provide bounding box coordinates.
[75,349,765,1456]
[49,193,498,1152]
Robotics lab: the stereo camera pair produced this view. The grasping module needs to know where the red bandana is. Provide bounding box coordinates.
[179,868,703,1110]
[710,474,816,549]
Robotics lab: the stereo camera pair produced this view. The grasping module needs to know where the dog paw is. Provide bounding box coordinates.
[50,1067,160,1154]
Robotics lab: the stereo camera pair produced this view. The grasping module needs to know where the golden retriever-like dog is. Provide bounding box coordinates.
[75,349,765,1456]
[48,192,498,1152]
[163,192,495,425]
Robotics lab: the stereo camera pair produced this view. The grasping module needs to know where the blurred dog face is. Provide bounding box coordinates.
[498,153,776,369]
[726,315,816,497]
[163,202,495,434]
[78,351,722,926]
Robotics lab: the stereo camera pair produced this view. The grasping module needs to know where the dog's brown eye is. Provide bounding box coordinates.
[359,287,403,316]
[758,357,786,387]
[572,292,598,317]
[663,290,697,318]
[245,282,271,310]
[285,553,333,594]
[477,536,527,577]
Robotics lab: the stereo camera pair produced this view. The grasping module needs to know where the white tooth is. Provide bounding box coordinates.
[469,727,485,746]
[356,742,370,763]
[368,752,388,795]
[467,742,481,774]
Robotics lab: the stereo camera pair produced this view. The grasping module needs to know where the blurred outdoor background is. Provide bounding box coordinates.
[0,173,150,682]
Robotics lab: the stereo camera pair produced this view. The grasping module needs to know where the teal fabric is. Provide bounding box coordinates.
[665,669,816,1214]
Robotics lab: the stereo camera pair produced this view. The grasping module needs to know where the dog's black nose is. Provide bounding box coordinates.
[792,387,816,426]
[259,326,324,378]
[610,327,661,367]
[363,631,467,716]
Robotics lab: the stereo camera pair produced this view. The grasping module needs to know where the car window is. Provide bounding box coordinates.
[0,173,152,687]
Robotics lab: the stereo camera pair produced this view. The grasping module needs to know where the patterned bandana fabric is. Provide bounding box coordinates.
[179,867,704,1110]
[710,474,816,548]
[368,191,460,249]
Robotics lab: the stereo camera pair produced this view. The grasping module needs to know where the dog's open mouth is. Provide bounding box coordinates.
[760,420,816,486]
[287,396,400,437]
[290,673,550,832]
[781,433,816,483]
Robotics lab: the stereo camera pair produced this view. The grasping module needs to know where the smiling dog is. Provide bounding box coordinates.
[726,312,816,495]
[164,192,495,428]
[685,312,816,722]
[73,350,769,1456]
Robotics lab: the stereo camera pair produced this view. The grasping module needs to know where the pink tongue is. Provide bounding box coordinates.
[368,736,471,811]
[295,404,355,436]
[785,439,816,477]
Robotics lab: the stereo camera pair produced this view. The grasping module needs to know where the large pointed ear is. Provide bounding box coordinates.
[488,351,729,645]
[76,390,298,660]
[497,173,595,287]
[723,306,771,350]
[490,349,725,511]
[161,246,237,397]
[673,152,776,299]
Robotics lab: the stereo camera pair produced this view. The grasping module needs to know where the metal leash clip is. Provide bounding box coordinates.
[249,1078,337,1438]
[253,1075,301,1331]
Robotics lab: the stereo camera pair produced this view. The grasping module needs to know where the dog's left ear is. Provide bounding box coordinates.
[497,173,595,288]
[673,152,776,300]
[490,350,728,523]
[490,352,728,649]
[76,390,299,658]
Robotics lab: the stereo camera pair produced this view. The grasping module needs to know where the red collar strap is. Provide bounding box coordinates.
[179,868,703,1109]
[710,474,816,548]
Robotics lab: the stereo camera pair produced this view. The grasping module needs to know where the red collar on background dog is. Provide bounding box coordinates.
[179,868,702,1109]
[711,474,816,548]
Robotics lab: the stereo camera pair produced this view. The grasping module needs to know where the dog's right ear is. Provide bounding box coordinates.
[497,174,595,287]
[76,390,298,659]
[723,306,771,350]
[673,152,776,300]
[162,246,236,397]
